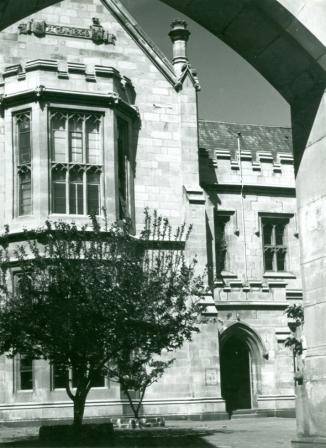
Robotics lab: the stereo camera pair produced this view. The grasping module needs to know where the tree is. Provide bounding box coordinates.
[107,211,204,421]
[285,304,305,385]
[0,210,203,428]
[285,304,304,356]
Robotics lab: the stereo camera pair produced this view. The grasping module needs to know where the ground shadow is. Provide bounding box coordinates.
[0,428,225,448]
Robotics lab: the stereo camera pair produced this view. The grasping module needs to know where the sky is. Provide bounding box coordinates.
[120,0,291,127]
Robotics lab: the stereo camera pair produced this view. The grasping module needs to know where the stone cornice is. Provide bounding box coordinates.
[202,183,296,197]
[2,59,132,86]
[199,148,294,168]
[0,229,185,251]
[215,301,289,310]
[0,86,139,119]
[183,185,206,204]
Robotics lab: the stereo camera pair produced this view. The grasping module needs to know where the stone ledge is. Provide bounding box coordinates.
[292,438,326,447]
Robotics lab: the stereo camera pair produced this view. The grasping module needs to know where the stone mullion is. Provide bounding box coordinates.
[66,168,70,215]
[272,224,277,272]
[65,114,70,215]
[82,115,87,215]
[83,169,87,216]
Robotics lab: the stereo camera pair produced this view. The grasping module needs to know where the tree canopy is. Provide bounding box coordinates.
[0,211,204,426]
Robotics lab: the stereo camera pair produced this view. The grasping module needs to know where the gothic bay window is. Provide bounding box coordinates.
[50,110,103,215]
[15,111,32,215]
[262,219,287,272]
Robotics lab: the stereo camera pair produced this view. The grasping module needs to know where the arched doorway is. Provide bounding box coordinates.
[220,335,252,413]
[219,323,266,416]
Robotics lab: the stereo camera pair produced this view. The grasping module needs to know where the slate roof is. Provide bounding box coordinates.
[199,120,293,156]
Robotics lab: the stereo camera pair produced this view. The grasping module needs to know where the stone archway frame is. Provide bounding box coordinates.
[220,322,267,408]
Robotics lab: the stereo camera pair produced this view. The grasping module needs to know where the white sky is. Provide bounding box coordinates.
[120,0,291,127]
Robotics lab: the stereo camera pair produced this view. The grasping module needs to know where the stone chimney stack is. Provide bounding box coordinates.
[169,19,191,77]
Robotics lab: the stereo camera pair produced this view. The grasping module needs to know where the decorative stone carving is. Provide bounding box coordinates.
[18,18,116,45]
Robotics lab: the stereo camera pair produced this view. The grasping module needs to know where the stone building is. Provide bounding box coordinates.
[0,0,301,423]
[199,120,301,416]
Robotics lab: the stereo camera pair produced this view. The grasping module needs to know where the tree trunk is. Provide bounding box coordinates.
[73,391,87,430]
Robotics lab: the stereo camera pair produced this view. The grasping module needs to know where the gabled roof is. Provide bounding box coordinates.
[199,120,293,157]
[102,0,178,87]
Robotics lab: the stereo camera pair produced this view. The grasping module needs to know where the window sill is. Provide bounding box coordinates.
[216,271,237,279]
[263,272,296,279]
[52,386,108,391]
[50,214,101,218]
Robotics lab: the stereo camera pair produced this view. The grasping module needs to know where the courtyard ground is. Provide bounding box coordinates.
[0,417,296,447]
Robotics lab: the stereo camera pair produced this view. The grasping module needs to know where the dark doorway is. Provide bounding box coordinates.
[220,335,251,415]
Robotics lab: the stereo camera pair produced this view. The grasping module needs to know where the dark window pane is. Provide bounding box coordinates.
[53,365,68,389]
[19,132,31,164]
[51,114,66,162]
[276,251,286,271]
[275,224,285,245]
[216,249,227,273]
[215,219,227,274]
[118,118,129,219]
[69,173,84,215]
[87,173,100,215]
[69,117,83,163]
[18,115,31,164]
[91,371,105,388]
[263,223,273,245]
[19,171,32,215]
[20,357,33,390]
[52,172,66,213]
[86,117,101,164]
[264,250,274,271]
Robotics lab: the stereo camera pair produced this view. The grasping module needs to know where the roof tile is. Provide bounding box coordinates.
[199,120,293,157]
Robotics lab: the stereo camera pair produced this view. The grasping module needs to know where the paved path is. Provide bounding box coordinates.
[0,417,296,447]
[169,417,297,448]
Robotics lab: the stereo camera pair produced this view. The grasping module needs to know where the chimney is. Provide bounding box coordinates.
[169,19,190,77]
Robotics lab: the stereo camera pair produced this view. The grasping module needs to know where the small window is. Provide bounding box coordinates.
[262,218,288,272]
[117,117,130,220]
[72,368,105,389]
[15,111,32,216]
[52,364,68,389]
[19,356,33,391]
[90,370,106,388]
[214,213,230,275]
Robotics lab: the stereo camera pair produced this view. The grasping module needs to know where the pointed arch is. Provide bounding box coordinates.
[219,322,268,411]
[220,322,268,361]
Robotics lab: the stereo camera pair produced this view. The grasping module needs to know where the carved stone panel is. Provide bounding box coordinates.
[18,18,116,45]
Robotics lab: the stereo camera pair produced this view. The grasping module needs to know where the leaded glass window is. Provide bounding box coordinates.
[15,112,32,215]
[262,218,287,272]
[117,117,130,219]
[50,110,103,215]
